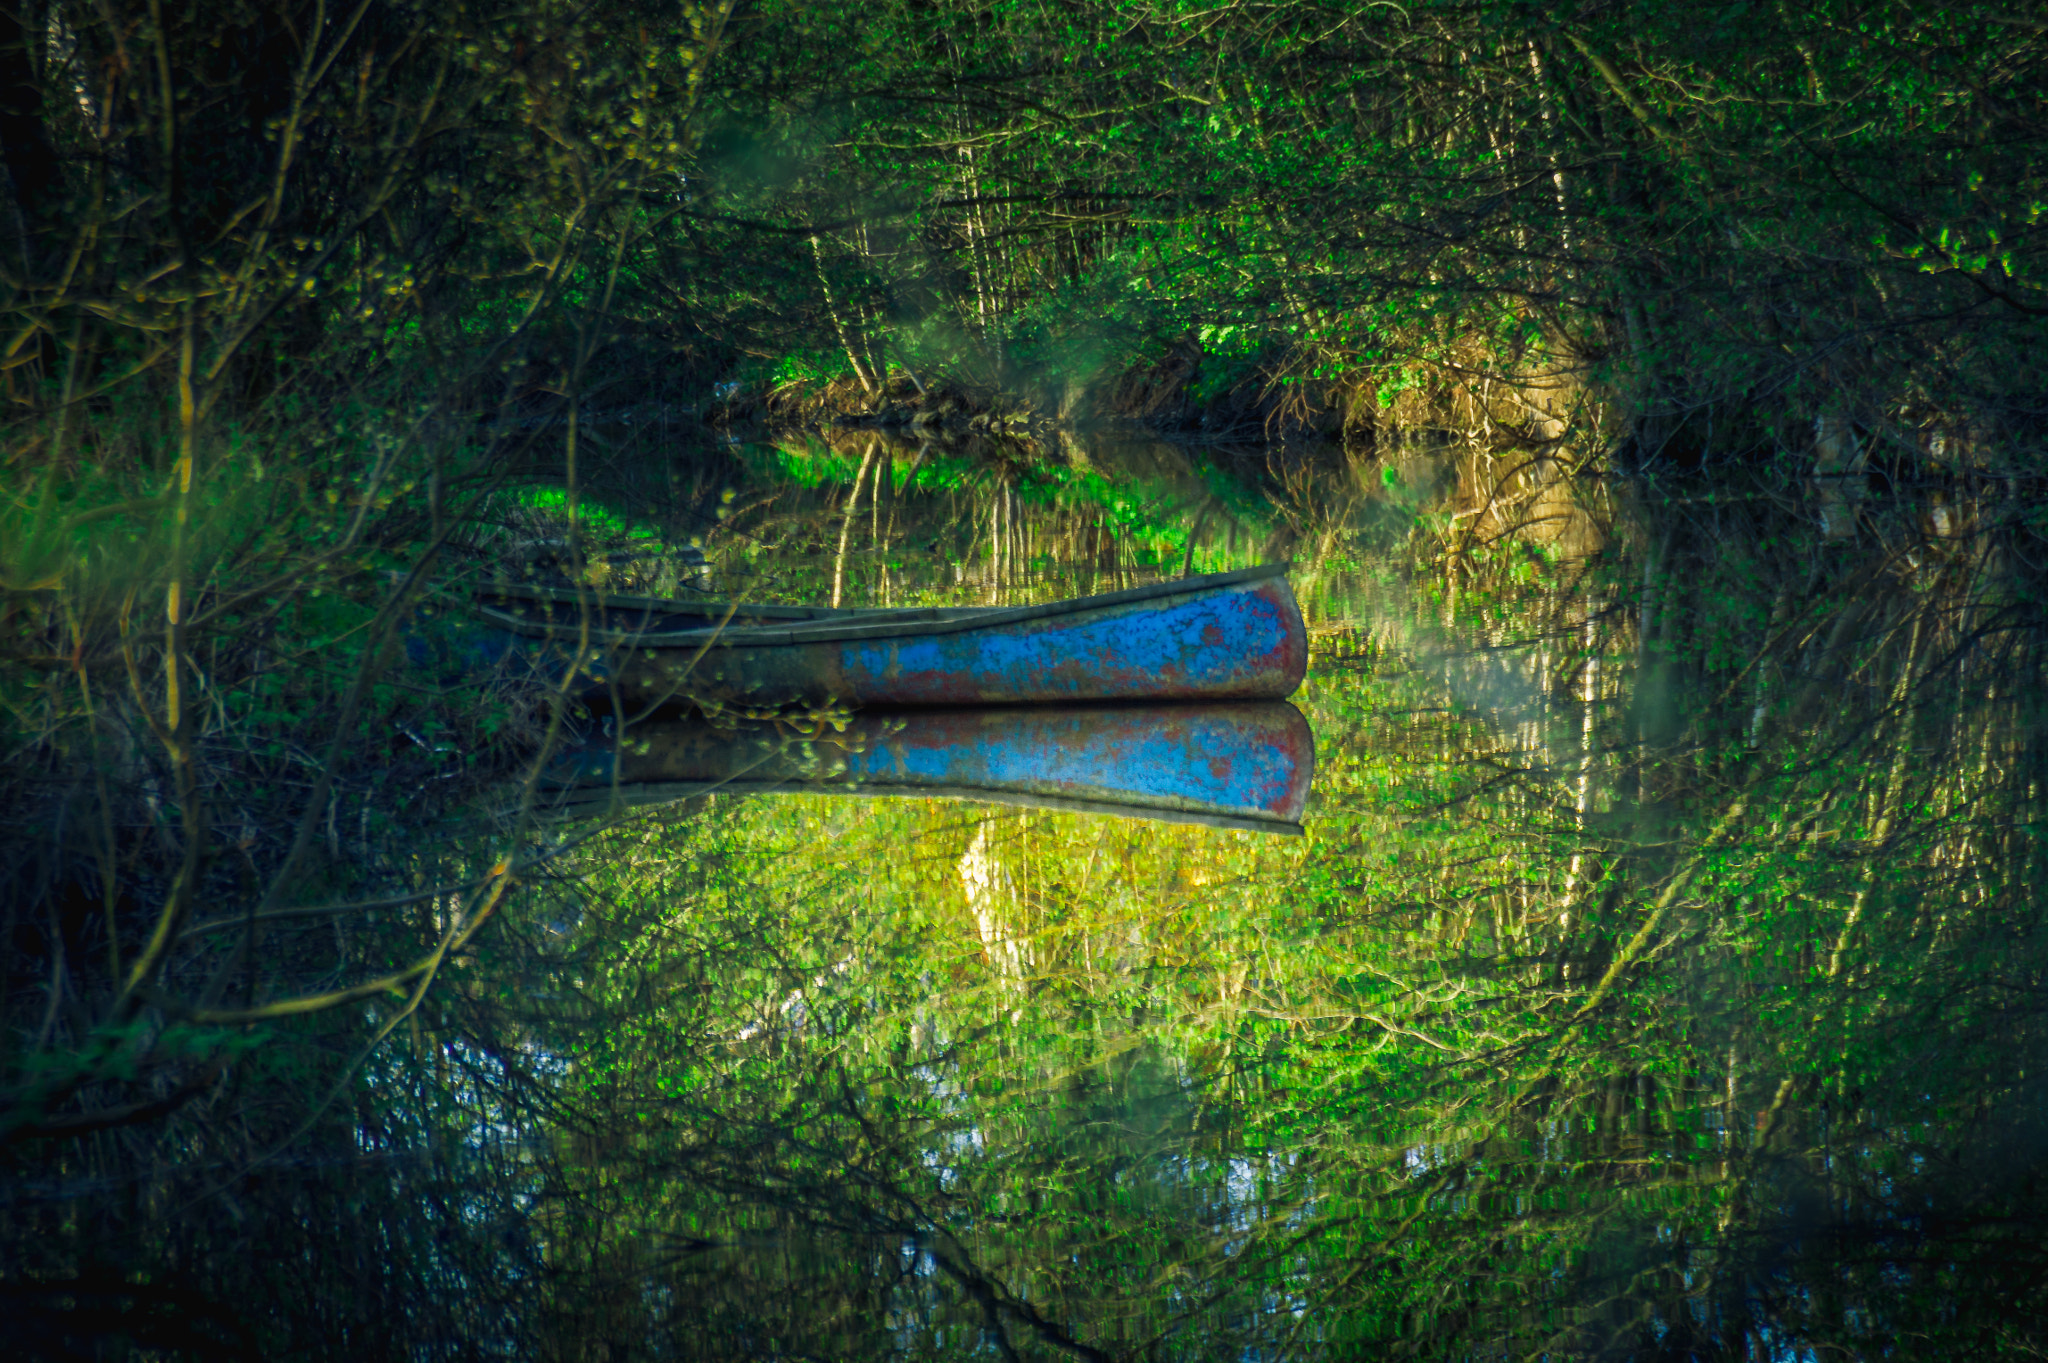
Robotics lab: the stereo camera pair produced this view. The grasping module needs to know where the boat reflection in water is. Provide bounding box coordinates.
[548,702,1315,835]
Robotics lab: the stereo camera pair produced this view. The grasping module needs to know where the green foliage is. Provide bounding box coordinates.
[0,0,735,1350]
[769,349,857,386]
[515,501,2048,1355]
[7,1,2048,1355]
[660,0,2046,449]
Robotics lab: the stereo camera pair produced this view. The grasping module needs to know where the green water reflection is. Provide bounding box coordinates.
[503,427,2047,1359]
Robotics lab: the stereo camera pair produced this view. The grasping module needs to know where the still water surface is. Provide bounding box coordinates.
[458,425,2048,1358]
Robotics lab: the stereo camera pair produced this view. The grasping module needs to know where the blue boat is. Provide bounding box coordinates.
[446,563,1306,710]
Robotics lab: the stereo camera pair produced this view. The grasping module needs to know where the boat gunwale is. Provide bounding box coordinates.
[471,562,1294,649]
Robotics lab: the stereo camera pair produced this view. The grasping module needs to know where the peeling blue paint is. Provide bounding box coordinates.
[842,585,1298,704]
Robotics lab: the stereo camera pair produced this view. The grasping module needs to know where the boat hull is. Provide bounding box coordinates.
[429,565,1308,709]
[547,701,1315,834]
[611,572,1306,708]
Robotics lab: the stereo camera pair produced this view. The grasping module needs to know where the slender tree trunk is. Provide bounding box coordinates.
[831,438,879,607]
[811,234,877,394]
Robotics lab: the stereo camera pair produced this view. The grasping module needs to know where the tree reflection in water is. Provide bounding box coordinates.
[530,433,2048,1359]
[9,428,2046,1358]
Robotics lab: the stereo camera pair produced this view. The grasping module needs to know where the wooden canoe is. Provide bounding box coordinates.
[434,562,1306,709]
[544,701,1316,835]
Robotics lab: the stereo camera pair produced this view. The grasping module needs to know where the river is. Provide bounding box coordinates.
[16,419,2041,1359]
[464,423,2043,1358]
